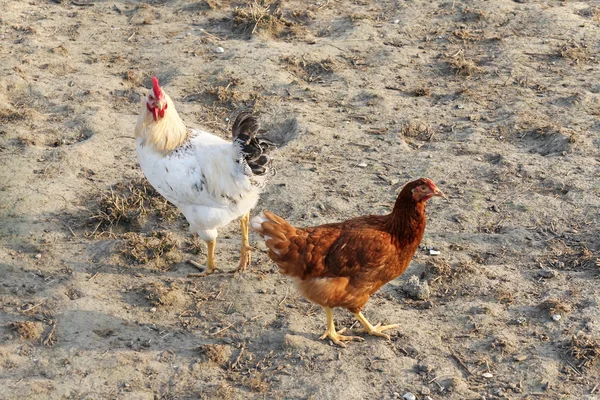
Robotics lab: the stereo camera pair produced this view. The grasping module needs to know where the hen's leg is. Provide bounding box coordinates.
[319,307,364,348]
[235,211,252,272]
[354,312,400,340]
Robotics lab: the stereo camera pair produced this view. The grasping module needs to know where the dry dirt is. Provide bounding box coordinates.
[1,0,600,399]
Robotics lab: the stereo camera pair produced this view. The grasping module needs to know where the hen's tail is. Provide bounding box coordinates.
[250,211,302,276]
[232,112,298,176]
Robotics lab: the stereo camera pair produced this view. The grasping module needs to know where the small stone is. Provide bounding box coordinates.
[215,46,224,53]
[393,392,401,399]
[481,372,493,378]
[420,386,431,395]
[538,268,557,278]
[403,393,416,400]
[34,253,42,259]
[404,275,430,300]
[149,307,157,313]
[551,314,561,322]
[513,354,527,362]
[393,19,400,24]
[428,249,440,256]
[357,162,368,168]
[424,397,433,400]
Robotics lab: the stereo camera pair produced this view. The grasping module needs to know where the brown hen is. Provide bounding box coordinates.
[250,178,445,347]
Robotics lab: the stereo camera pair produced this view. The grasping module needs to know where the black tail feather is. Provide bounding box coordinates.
[231,111,299,177]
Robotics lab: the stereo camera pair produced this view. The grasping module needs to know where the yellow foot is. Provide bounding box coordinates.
[320,327,364,348]
[360,323,400,340]
[188,260,220,277]
[234,246,252,273]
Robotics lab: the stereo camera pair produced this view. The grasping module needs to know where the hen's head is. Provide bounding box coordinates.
[146,76,168,121]
[403,178,446,202]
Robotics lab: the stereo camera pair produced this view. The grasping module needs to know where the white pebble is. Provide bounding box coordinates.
[552,314,561,321]
[149,307,157,313]
[35,253,42,259]
[429,249,441,256]
[393,19,400,24]
[403,393,416,400]
[357,163,368,168]
[215,46,224,53]
[482,372,493,378]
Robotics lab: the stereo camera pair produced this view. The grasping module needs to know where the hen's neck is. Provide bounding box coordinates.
[387,198,427,247]
[135,94,189,155]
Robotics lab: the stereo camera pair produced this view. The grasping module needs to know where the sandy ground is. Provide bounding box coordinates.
[1,0,600,399]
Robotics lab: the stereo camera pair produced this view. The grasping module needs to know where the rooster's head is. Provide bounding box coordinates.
[146,76,168,121]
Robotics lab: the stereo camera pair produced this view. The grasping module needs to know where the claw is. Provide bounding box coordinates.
[355,312,400,340]
[235,245,252,273]
[320,329,364,348]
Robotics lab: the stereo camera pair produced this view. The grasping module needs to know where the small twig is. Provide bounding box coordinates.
[230,345,246,369]
[591,383,598,394]
[127,32,136,42]
[210,322,235,336]
[22,301,46,313]
[72,0,94,6]
[278,293,288,306]
[88,272,99,282]
[449,347,473,375]
[188,260,205,271]
[42,322,57,346]
[67,226,77,237]
[428,375,446,390]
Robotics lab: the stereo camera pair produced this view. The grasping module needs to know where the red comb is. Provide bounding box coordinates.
[152,76,162,99]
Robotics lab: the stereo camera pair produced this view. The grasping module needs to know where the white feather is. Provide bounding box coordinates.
[136,128,261,242]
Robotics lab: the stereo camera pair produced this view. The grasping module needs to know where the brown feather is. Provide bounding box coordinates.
[251,178,442,315]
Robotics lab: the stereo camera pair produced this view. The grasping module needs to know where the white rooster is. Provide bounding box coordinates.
[135,77,298,275]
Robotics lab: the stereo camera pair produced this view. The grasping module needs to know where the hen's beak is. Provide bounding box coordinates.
[433,187,447,200]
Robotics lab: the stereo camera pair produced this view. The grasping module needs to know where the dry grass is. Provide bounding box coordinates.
[282,55,338,83]
[447,56,483,77]
[9,321,44,340]
[122,231,180,266]
[233,1,302,39]
[0,107,33,124]
[570,334,600,369]
[558,42,589,62]
[399,121,435,142]
[88,179,180,236]
[242,373,269,393]
[426,260,475,288]
[185,235,205,255]
[198,344,230,365]
[538,299,572,316]
[143,281,188,308]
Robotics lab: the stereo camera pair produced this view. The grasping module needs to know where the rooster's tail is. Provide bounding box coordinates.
[232,111,298,177]
[250,211,300,275]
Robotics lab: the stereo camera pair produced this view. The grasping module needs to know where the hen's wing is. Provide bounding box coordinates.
[251,212,395,280]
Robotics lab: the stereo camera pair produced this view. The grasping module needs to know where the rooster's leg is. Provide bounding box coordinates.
[235,211,252,272]
[193,239,218,276]
[354,312,400,340]
[319,307,364,348]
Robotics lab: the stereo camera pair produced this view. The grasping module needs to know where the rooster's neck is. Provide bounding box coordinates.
[135,94,189,155]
